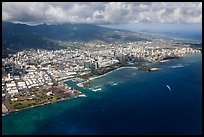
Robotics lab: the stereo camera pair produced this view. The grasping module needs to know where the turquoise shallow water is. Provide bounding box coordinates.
[2,53,202,135]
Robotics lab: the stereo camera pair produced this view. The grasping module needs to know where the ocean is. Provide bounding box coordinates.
[2,53,202,135]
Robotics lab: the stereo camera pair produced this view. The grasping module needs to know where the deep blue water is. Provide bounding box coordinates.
[2,53,202,135]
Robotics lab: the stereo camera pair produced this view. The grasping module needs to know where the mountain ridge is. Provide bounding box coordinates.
[2,21,147,57]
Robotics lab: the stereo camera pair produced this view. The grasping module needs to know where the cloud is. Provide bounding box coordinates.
[2,2,202,25]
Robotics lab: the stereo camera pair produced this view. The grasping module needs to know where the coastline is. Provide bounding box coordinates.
[2,93,86,117]
[3,65,161,116]
[76,67,134,88]
[88,66,138,81]
[88,66,161,81]
[2,53,202,135]
[76,66,161,88]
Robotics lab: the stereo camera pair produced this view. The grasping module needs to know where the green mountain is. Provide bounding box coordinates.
[2,21,147,57]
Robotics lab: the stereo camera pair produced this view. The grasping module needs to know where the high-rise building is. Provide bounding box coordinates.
[90,59,95,64]
[48,65,52,72]
[90,63,95,72]
[17,52,20,57]
[84,59,99,71]
[8,73,11,80]
[114,51,116,57]
[84,61,91,68]
[40,71,44,76]
[11,65,15,76]
[95,61,99,69]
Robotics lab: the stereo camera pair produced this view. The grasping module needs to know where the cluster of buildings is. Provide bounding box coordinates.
[117,40,201,63]
[2,39,201,99]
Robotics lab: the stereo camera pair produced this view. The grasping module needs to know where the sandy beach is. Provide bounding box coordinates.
[88,67,133,81]
[88,66,162,81]
[2,104,8,113]
[76,66,162,88]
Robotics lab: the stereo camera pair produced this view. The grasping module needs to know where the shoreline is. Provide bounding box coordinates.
[3,65,161,116]
[2,93,86,117]
[88,66,138,81]
[88,67,124,81]
[88,66,161,81]
[76,67,133,87]
[76,66,161,88]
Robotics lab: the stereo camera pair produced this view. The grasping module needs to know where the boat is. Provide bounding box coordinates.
[171,64,184,69]
[92,88,102,92]
[166,85,172,91]
[160,60,169,63]
[109,81,118,86]
[112,82,118,86]
[78,94,87,97]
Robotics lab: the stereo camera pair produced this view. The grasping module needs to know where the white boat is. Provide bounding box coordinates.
[166,85,172,91]
[160,60,169,63]
[78,94,87,97]
[109,81,119,86]
[112,82,118,86]
[171,64,183,68]
[92,88,102,92]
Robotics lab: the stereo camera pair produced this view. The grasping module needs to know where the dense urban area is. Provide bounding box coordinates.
[2,38,201,115]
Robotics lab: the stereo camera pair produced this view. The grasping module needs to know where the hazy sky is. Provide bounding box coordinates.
[2,2,202,25]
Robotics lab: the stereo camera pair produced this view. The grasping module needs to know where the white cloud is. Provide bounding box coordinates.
[2,2,202,24]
